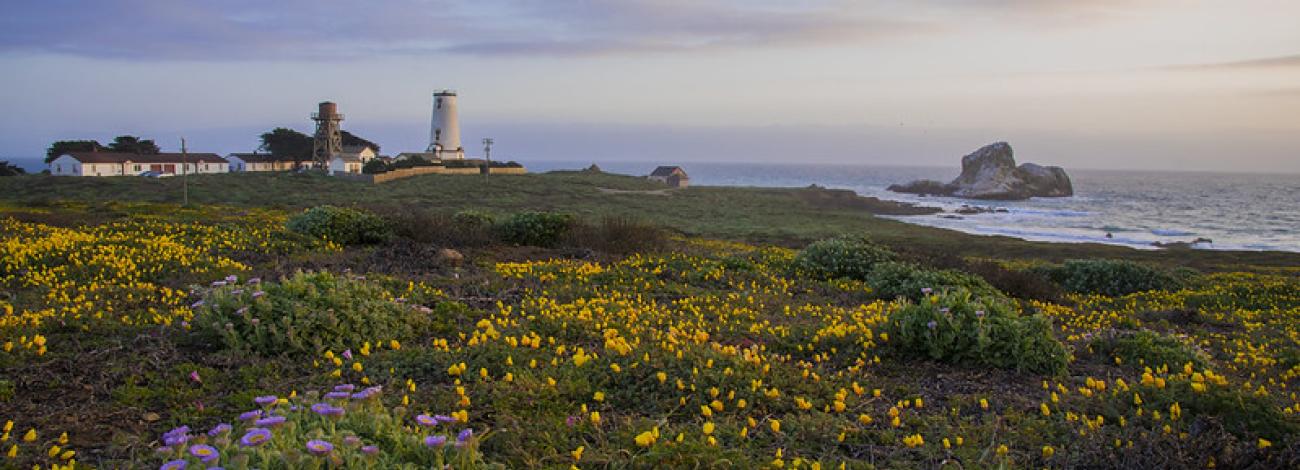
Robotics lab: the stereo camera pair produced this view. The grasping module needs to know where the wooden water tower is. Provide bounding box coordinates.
[312,101,344,168]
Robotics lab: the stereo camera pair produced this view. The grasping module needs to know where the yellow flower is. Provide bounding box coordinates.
[702,422,715,435]
[770,419,781,433]
[593,391,605,402]
[996,444,1009,456]
[1042,446,1055,458]
[1258,438,1272,449]
[571,446,585,461]
[590,411,601,426]
[5,444,15,458]
[635,431,656,447]
[22,429,35,442]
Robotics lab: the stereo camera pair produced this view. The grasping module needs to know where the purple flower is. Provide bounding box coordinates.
[238,410,263,421]
[235,307,248,315]
[351,386,383,400]
[306,439,334,456]
[189,444,219,463]
[394,297,406,303]
[920,288,933,295]
[456,428,474,445]
[939,308,950,314]
[343,436,362,446]
[361,445,379,454]
[324,391,350,400]
[231,289,244,295]
[250,318,260,326]
[225,274,238,283]
[975,310,985,318]
[211,281,227,287]
[161,426,190,447]
[333,384,356,392]
[239,428,272,447]
[189,371,201,383]
[248,277,261,285]
[251,290,265,298]
[416,414,437,427]
[927,320,938,330]
[424,435,447,447]
[191,300,205,308]
[566,415,579,427]
[312,403,345,417]
[254,395,278,406]
[208,423,232,437]
[254,415,287,427]
[342,349,353,360]
[160,460,187,470]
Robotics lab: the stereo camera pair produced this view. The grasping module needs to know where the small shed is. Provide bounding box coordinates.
[648,166,689,188]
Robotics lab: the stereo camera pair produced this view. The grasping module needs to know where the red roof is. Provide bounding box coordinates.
[61,152,228,164]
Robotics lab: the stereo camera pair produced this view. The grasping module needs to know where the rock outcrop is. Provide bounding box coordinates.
[888,142,1073,200]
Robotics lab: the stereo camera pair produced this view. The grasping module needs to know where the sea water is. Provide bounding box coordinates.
[529,160,1300,253]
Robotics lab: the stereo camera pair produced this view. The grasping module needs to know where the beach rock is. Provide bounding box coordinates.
[889,142,1073,200]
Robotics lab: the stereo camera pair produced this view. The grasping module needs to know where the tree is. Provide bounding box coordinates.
[258,128,313,162]
[107,135,160,154]
[362,159,388,174]
[0,161,25,176]
[45,140,103,163]
[341,131,381,153]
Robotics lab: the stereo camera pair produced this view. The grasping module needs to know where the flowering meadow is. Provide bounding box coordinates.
[2,202,1299,468]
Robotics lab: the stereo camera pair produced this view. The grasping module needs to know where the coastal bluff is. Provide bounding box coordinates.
[888,142,1073,200]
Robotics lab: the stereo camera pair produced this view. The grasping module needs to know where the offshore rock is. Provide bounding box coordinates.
[888,142,1073,200]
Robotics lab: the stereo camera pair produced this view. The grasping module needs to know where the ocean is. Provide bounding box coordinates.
[528,160,1300,253]
[6,156,1296,252]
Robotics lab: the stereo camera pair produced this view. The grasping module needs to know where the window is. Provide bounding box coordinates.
[436,98,442,109]
[134,165,141,172]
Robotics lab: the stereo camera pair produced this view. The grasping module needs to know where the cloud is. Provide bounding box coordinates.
[1164,54,1300,70]
[0,0,1139,61]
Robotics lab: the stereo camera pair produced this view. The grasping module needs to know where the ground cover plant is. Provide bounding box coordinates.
[2,176,1300,468]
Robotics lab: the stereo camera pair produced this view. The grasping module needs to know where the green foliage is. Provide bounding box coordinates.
[258,127,313,162]
[45,139,104,163]
[362,159,388,174]
[1088,330,1208,370]
[866,261,1002,302]
[495,211,575,247]
[106,135,160,154]
[884,289,1068,374]
[1046,259,1184,296]
[793,235,895,281]
[287,205,391,245]
[340,130,381,153]
[192,271,431,356]
[452,210,496,228]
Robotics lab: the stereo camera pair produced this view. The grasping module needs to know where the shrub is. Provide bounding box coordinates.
[1045,259,1183,296]
[362,159,388,174]
[495,211,575,247]
[884,289,1068,374]
[287,206,391,245]
[192,271,432,356]
[865,261,1002,302]
[564,215,668,254]
[1087,330,1208,370]
[792,235,895,281]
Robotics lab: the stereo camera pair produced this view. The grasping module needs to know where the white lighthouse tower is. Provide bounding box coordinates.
[428,90,464,160]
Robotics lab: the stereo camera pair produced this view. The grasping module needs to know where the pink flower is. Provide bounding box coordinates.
[190,371,202,383]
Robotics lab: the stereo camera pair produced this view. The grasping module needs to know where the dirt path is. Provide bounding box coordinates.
[596,187,675,196]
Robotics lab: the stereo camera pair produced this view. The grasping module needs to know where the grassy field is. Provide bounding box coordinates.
[2,171,1296,271]
[1,172,1299,469]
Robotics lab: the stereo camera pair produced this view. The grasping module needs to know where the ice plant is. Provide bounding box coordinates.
[239,428,272,447]
[305,439,334,456]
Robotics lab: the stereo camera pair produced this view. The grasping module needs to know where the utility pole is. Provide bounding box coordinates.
[482,137,493,178]
[181,137,189,206]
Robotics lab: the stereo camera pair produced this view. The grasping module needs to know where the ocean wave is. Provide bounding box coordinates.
[1151,229,1195,237]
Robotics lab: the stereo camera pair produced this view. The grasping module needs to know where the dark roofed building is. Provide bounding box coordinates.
[648,166,689,188]
[50,151,228,177]
[227,152,307,172]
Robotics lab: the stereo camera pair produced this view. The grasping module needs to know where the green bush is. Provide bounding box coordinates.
[287,205,391,245]
[452,210,496,228]
[1046,259,1183,296]
[866,261,1002,302]
[884,289,1068,374]
[793,235,895,281]
[1087,330,1208,370]
[192,271,432,356]
[495,211,575,247]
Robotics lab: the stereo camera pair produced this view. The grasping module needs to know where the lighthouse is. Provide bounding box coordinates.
[428,90,464,160]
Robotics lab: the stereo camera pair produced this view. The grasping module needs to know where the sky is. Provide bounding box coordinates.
[1,0,1298,172]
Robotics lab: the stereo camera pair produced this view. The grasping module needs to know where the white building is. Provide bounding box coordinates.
[50,151,228,176]
[226,153,303,172]
[329,155,363,174]
[428,90,465,160]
